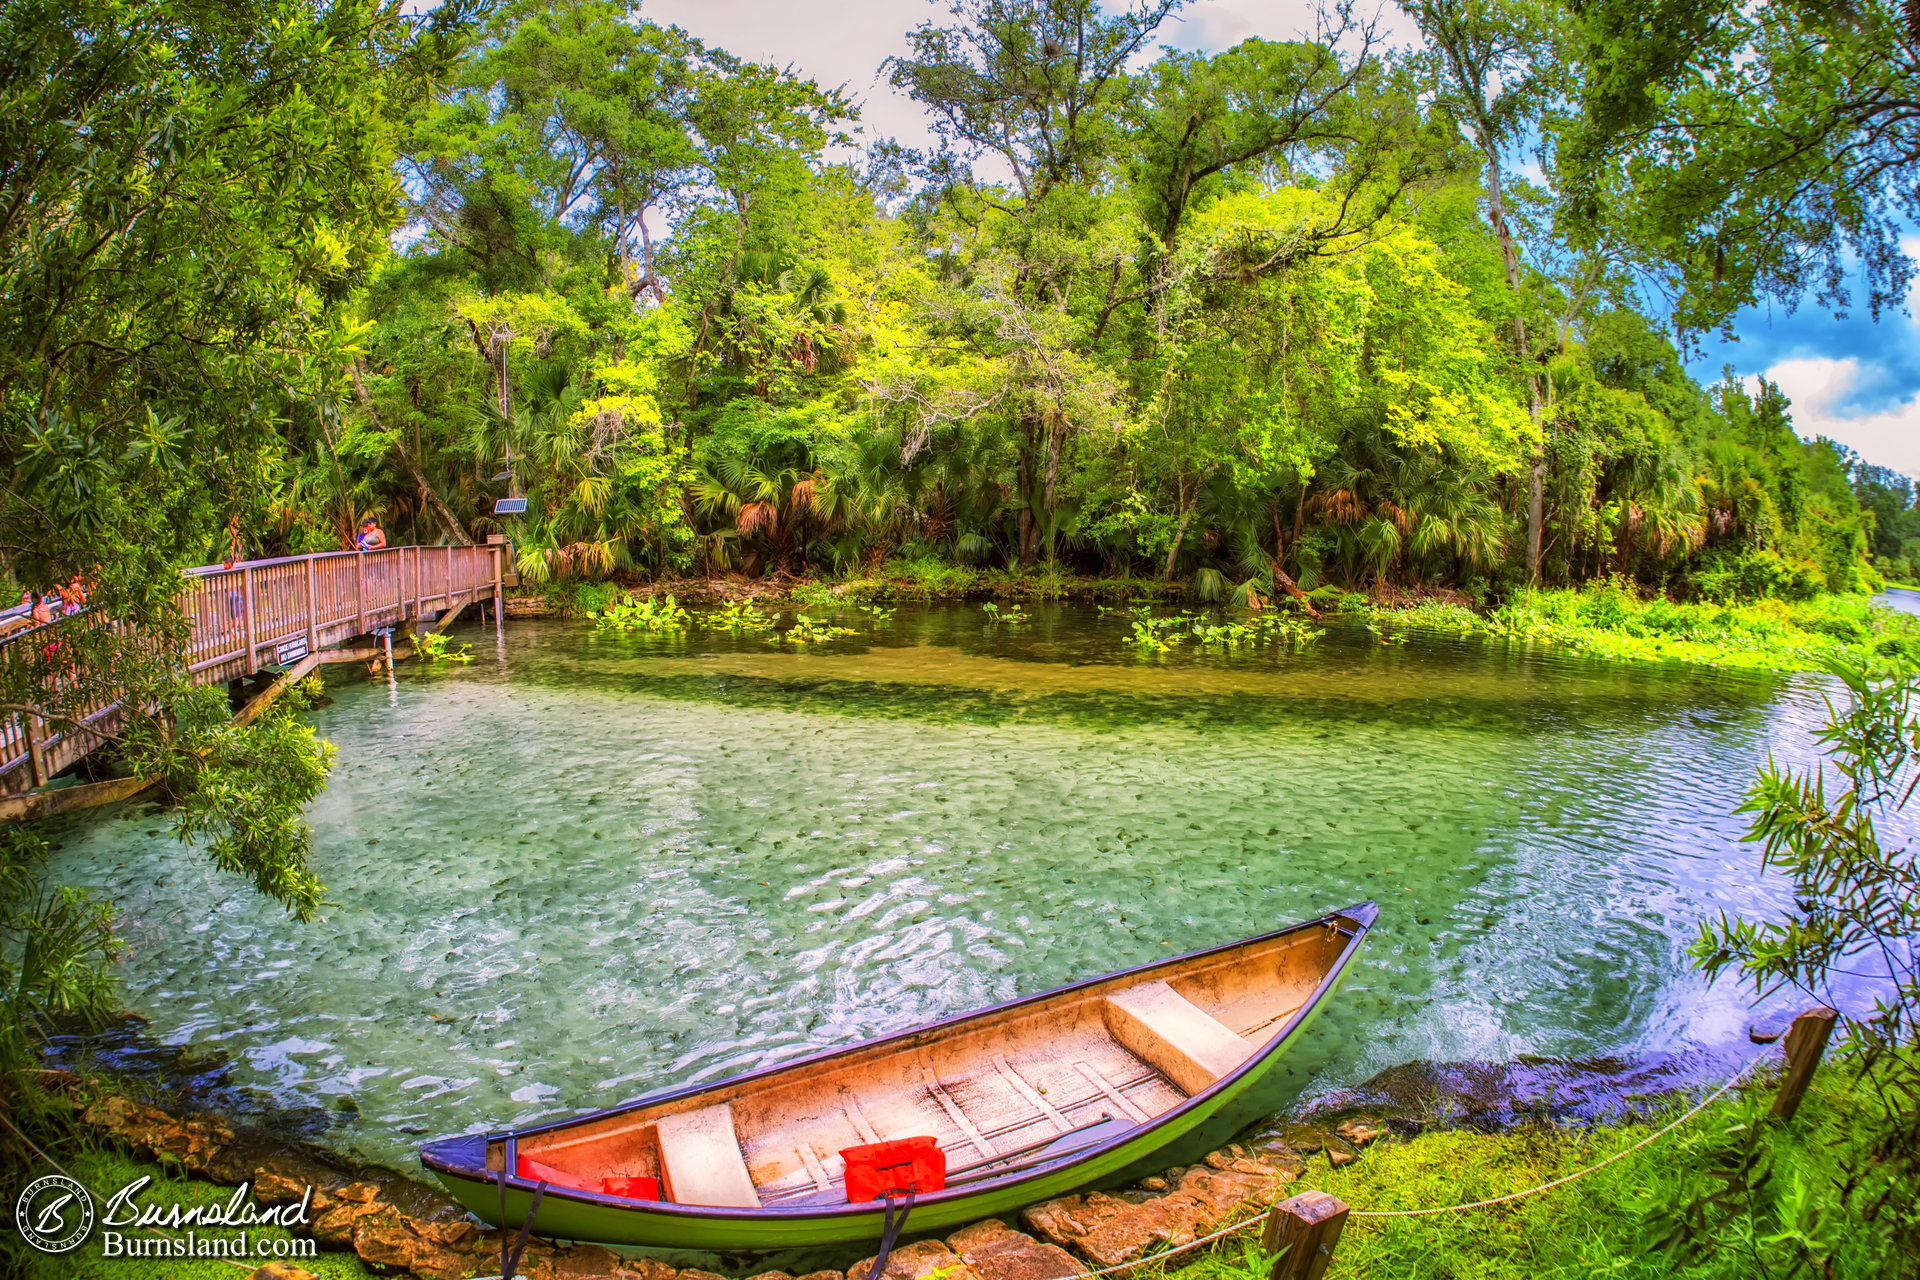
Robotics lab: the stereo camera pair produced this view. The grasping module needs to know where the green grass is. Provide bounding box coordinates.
[1162,1068,1904,1280]
[1369,582,1920,672]
[15,1147,381,1280]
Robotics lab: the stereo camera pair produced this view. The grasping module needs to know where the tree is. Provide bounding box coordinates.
[1566,0,1920,337]
[1400,0,1564,584]
[0,0,476,1085]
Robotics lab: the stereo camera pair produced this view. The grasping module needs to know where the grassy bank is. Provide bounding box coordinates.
[17,1147,380,1280]
[1170,1067,1901,1280]
[1367,584,1920,673]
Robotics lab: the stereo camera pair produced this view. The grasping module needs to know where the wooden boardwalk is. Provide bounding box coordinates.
[1,545,503,796]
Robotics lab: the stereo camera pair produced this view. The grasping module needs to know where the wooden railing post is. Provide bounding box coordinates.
[305,556,319,654]
[1263,1190,1348,1280]
[241,566,257,675]
[355,552,366,636]
[446,544,454,610]
[23,712,44,788]
[1772,1006,1839,1121]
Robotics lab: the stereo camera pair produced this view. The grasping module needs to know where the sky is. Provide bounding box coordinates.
[639,0,1918,479]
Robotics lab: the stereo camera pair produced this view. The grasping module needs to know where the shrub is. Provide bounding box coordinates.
[1307,585,1367,613]
[1687,546,1825,602]
[545,580,620,617]
[1677,658,1920,1268]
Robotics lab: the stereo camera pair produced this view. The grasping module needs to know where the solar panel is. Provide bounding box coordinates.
[494,497,529,515]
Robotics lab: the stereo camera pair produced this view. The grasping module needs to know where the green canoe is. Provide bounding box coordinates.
[420,902,1377,1252]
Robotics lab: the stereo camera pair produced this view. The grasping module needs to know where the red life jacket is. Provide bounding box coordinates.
[840,1136,945,1203]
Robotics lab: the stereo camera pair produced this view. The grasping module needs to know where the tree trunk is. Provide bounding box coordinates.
[1482,147,1545,585]
[349,360,473,546]
[1043,415,1064,570]
[1268,559,1320,618]
[1164,479,1195,582]
[1526,454,1545,585]
[1016,447,1039,570]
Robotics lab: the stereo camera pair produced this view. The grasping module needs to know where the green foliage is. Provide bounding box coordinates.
[260,0,1904,615]
[1684,659,1920,1260]
[132,683,338,920]
[592,593,690,630]
[15,1147,386,1280]
[1308,586,1371,614]
[773,613,856,644]
[545,580,622,618]
[1163,1069,1906,1280]
[1565,0,1920,336]
[1687,547,1825,604]
[1484,585,1920,671]
[1379,599,1484,633]
[710,600,775,630]
[413,631,474,662]
[0,829,118,1074]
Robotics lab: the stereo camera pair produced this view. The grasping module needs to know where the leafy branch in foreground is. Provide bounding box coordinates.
[119,681,339,922]
[1666,657,1920,1268]
[0,828,119,1074]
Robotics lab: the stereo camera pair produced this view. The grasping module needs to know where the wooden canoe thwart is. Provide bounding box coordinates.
[420,902,1379,1252]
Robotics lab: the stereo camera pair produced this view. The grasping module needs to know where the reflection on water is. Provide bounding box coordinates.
[35,605,1873,1171]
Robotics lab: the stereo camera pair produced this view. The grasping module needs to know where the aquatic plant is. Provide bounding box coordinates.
[711,599,775,630]
[1129,617,1182,651]
[413,631,474,662]
[773,613,857,644]
[592,594,690,631]
[982,601,1029,626]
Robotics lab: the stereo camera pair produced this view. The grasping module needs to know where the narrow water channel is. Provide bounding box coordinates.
[37,605,1866,1172]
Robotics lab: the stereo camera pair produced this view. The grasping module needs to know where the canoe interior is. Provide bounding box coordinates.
[484,915,1354,1211]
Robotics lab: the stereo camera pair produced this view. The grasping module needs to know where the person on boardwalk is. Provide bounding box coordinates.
[356,515,386,550]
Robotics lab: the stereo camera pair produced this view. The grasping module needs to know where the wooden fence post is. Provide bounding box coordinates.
[1772,1006,1839,1121]
[241,566,257,675]
[1263,1190,1349,1280]
[305,557,319,654]
[23,712,44,788]
[355,552,366,636]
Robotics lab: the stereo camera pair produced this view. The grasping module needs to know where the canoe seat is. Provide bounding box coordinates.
[655,1102,761,1208]
[1104,980,1255,1096]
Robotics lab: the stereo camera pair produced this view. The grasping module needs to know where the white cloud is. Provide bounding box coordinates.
[1760,356,1920,479]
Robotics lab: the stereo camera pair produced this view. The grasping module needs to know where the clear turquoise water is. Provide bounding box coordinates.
[38,605,1847,1172]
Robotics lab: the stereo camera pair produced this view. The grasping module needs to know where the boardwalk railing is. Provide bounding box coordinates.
[1,545,502,796]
